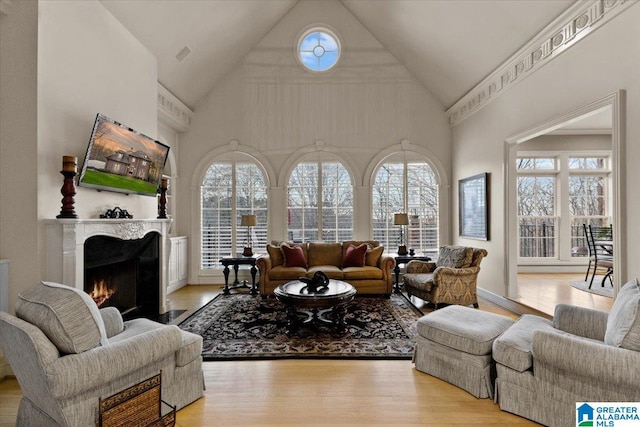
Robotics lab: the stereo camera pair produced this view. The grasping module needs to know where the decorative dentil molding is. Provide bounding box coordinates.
[446,0,638,127]
[157,83,194,133]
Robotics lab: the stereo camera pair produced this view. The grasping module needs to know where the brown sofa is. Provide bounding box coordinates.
[256,241,395,296]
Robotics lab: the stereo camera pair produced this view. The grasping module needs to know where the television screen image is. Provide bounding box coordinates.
[79,114,170,197]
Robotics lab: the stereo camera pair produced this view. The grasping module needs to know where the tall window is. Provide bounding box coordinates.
[201,160,267,268]
[287,161,353,242]
[517,154,611,260]
[372,160,439,254]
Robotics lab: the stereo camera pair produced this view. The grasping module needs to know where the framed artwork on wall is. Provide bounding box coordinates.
[459,173,490,240]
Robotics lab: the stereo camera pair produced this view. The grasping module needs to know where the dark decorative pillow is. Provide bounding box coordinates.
[342,244,367,268]
[281,244,307,268]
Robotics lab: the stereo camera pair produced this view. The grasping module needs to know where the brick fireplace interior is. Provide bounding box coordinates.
[84,232,160,320]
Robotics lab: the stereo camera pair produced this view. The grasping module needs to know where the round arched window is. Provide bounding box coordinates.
[297,28,341,72]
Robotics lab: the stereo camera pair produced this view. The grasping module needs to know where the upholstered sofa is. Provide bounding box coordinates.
[256,241,395,296]
[492,279,640,427]
[0,281,204,427]
[403,245,487,308]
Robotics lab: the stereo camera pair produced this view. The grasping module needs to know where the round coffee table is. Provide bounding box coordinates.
[274,279,356,334]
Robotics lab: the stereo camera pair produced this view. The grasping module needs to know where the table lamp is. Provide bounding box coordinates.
[394,213,409,255]
[241,214,257,256]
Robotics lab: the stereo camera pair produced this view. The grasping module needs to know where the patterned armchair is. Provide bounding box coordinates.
[403,246,487,308]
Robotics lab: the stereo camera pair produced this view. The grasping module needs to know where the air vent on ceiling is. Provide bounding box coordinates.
[175,46,192,63]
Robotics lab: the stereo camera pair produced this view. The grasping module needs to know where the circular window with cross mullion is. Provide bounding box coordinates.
[298,27,341,72]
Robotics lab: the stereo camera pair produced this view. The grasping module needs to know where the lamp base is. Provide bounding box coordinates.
[397,245,408,255]
[242,247,253,257]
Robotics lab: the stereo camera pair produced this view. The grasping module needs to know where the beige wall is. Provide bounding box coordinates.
[452,5,640,296]
[0,0,38,379]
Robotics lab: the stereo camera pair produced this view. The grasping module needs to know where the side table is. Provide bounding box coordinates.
[220,255,260,295]
[394,254,431,293]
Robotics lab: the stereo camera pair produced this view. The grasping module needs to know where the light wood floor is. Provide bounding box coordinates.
[0,285,538,427]
[516,273,613,316]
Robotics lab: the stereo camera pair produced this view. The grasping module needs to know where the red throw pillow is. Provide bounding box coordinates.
[281,244,307,268]
[342,244,367,268]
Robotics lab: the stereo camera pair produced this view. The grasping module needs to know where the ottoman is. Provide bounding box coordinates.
[413,305,515,398]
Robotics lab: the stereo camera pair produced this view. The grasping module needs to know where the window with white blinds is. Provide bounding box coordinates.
[287,161,353,242]
[201,161,267,269]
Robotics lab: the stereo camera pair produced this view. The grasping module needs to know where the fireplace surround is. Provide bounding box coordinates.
[45,219,171,316]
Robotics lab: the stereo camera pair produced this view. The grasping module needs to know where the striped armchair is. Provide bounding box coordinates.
[403,246,487,308]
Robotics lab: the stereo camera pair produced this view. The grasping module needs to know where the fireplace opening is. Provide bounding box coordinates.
[84,232,160,320]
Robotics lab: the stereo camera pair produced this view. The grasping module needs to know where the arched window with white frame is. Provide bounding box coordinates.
[287,158,353,242]
[372,155,439,255]
[200,154,268,268]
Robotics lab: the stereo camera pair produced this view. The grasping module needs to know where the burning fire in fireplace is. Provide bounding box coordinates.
[88,279,116,307]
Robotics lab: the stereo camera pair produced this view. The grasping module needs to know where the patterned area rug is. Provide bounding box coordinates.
[178,293,424,360]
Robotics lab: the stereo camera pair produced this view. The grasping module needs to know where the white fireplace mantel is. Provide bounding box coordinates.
[45,218,172,314]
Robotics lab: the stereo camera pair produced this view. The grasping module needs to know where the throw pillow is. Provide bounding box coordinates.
[365,245,384,267]
[342,244,367,268]
[281,244,307,268]
[604,279,640,351]
[266,244,284,267]
[16,281,109,354]
[436,246,473,268]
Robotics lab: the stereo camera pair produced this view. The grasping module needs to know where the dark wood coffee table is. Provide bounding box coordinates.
[274,279,356,334]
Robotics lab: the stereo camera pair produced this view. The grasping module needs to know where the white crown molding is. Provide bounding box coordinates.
[0,0,12,17]
[157,83,194,133]
[446,0,638,127]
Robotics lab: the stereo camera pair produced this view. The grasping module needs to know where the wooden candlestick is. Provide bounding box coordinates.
[57,170,78,218]
[157,178,168,219]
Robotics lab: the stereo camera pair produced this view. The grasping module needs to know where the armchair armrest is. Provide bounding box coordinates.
[532,329,640,392]
[48,325,183,399]
[256,255,272,272]
[406,260,435,274]
[553,304,608,341]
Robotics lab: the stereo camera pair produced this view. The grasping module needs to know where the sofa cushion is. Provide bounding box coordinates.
[16,281,109,354]
[492,314,554,372]
[343,266,383,280]
[308,242,342,267]
[281,244,307,268]
[605,279,640,351]
[365,246,384,267]
[342,244,367,268]
[436,246,473,268]
[269,265,307,280]
[267,244,284,267]
[307,266,344,279]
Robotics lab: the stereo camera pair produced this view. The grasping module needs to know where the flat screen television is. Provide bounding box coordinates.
[79,114,170,197]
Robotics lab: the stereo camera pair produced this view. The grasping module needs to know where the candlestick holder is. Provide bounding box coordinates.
[57,170,78,218]
[157,179,168,219]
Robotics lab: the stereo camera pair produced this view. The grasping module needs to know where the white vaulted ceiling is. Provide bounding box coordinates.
[100,0,574,110]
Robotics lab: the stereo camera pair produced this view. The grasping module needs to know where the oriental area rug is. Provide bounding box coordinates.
[178,293,424,361]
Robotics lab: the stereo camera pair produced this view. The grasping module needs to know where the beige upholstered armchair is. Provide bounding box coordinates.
[0,281,204,426]
[403,246,487,308]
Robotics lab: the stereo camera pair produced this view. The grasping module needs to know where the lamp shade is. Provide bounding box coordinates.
[241,214,257,227]
[393,213,409,225]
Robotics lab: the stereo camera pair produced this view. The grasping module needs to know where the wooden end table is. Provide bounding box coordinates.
[274,279,356,334]
[220,255,259,295]
[394,254,431,293]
